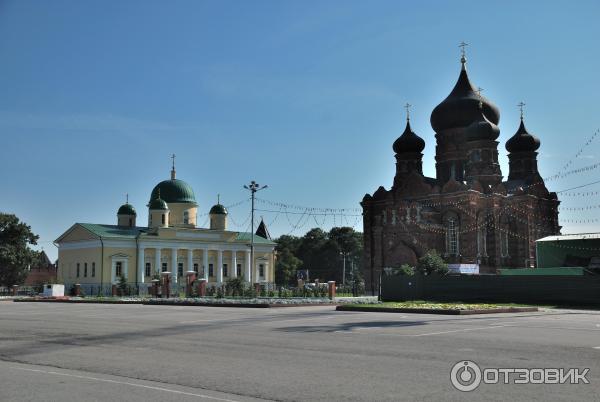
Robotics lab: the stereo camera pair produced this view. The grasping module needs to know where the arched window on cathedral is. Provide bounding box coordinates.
[183,211,189,225]
[444,212,459,256]
[476,212,487,258]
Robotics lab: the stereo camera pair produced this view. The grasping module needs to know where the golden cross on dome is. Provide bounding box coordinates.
[126,193,129,204]
[404,103,412,121]
[476,87,484,109]
[459,41,468,64]
[171,153,176,170]
[517,101,526,120]
[217,194,220,204]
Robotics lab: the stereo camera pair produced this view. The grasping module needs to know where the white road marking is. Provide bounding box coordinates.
[593,346,600,349]
[410,325,507,337]
[8,366,242,402]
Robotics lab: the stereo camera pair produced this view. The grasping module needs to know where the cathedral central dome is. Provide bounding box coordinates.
[430,64,500,132]
[150,179,197,205]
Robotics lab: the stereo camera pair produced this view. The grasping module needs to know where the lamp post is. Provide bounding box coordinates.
[243,181,268,283]
[339,251,347,286]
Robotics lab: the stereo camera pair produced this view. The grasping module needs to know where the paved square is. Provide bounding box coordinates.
[1,301,599,401]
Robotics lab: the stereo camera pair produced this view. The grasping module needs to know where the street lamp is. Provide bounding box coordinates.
[339,251,347,286]
[243,181,268,283]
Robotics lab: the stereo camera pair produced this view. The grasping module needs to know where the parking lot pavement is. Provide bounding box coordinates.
[1,302,600,401]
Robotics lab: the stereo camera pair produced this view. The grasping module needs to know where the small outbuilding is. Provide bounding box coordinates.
[536,233,600,270]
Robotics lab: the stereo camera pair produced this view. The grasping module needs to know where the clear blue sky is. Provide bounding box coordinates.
[1,0,599,261]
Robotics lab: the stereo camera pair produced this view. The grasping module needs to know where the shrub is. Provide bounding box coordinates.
[416,250,448,276]
[395,264,415,276]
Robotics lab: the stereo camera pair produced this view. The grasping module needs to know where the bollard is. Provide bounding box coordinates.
[161,272,171,299]
[197,279,207,297]
[327,281,336,300]
[74,284,81,297]
[11,285,18,296]
[186,271,196,297]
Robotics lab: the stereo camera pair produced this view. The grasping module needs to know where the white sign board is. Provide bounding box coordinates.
[447,264,479,275]
[43,284,64,297]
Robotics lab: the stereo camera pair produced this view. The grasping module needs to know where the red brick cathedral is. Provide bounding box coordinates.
[361,54,560,291]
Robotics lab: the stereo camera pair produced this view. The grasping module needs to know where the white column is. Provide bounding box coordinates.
[187,249,194,273]
[255,260,260,283]
[203,248,209,280]
[171,248,178,284]
[138,246,145,283]
[123,260,129,282]
[217,250,223,284]
[245,250,251,282]
[231,251,237,278]
[155,248,161,275]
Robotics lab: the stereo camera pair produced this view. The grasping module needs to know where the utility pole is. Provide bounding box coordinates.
[243,181,268,283]
[340,251,347,286]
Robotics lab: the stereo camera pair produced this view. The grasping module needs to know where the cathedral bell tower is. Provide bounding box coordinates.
[463,91,503,189]
[392,104,425,189]
[506,103,541,182]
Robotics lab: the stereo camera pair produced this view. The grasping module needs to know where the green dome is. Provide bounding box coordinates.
[209,204,228,215]
[117,203,136,216]
[148,197,169,211]
[150,179,197,205]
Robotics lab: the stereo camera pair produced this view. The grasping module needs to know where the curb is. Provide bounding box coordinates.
[335,305,539,315]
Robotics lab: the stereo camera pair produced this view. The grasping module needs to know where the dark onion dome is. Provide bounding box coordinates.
[117,203,136,216]
[147,192,169,210]
[506,119,540,153]
[464,109,500,141]
[209,203,228,215]
[430,65,500,132]
[393,120,425,154]
[255,218,271,240]
[150,179,197,205]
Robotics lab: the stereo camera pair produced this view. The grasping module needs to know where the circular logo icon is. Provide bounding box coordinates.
[450,360,482,392]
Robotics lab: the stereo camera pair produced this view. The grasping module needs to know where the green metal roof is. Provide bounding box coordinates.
[79,223,146,239]
[117,203,136,216]
[235,232,276,245]
[209,204,228,215]
[148,197,169,210]
[150,179,197,205]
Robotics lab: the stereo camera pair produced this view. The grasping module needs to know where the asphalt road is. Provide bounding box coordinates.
[1,301,599,401]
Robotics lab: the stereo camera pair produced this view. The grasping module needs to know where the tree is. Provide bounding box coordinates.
[0,213,39,286]
[415,250,448,276]
[275,248,302,285]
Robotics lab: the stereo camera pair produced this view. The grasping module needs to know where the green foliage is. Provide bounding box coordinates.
[117,275,129,295]
[415,250,448,276]
[274,227,363,285]
[395,264,415,276]
[0,213,39,286]
[225,277,245,297]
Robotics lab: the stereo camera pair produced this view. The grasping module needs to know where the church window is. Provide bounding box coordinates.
[145,263,151,277]
[471,150,481,162]
[477,227,487,257]
[115,262,122,277]
[237,263,242,277]
[259,264,265,278]
[223,264,228,277]
[193,263,198,273]
[391,210,397,225]
[92,262,95,277]
[501,231,509,257]
[446,217,459,256]
[183,211,189,225]
[178,263,183,276]
[161,214,165,224]
[382,210,387,225]
[76,263,80,278]
[149,215,152,226]
[162,262,168,272]
[128,218,133,227]
[209,264,214,277]
[84,263,88,277]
